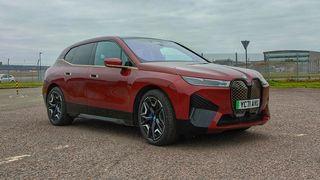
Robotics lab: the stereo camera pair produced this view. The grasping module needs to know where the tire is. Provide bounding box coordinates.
[138,89,178,146]
[46,87,73,126]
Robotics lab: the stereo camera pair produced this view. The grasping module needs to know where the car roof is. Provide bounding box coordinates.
[73,36,170,45]
[120,36,170,41]
[58,36,173,59]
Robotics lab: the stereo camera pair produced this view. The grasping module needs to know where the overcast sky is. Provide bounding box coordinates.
[0,0,319,65]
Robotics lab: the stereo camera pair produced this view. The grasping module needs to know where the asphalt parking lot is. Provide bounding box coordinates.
[0,87,319,179]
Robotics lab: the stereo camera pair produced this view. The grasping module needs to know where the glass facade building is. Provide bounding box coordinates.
[263,50,320,73]
[264,50,310,62]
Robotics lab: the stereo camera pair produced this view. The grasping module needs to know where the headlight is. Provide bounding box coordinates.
[182,76,230,87]
[255,72,269,87]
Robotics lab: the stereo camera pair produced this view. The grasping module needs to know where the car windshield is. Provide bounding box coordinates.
[123,38,208,63]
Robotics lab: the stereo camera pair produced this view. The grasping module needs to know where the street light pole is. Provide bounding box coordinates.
[7,58,10,76]
[39,52,42,81]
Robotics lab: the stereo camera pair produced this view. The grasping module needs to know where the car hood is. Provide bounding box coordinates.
[139,62,260,81]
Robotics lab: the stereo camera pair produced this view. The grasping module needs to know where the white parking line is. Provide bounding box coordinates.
[0,155,31,165]
[296,134,307,137]
[53,145,69,150]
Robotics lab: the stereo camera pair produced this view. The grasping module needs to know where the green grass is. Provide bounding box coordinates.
[264,73,320,79]
[268,80,320,88]
[0,82,43,89]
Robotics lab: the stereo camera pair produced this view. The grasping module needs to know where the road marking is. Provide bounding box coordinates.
[53,145,69,150]
[8,95,27,98]
[0,155,31,165]
[296,134,307,137]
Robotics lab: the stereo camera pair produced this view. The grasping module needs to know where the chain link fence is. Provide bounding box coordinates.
[1,59,320,82]
[204,52,320,81]
[237,60,320,80]
[0,66,48,82]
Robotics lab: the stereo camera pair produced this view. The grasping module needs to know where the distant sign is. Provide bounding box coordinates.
[241,40,250,50]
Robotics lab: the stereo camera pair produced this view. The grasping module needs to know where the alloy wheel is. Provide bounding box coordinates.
[47,91,62,121]
[139,96,166,141]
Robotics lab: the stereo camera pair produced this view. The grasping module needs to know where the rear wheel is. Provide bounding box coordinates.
[46,87,73,126]
[138,90,177,146]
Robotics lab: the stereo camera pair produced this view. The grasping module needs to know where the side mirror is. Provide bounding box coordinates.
[104,58,122,68]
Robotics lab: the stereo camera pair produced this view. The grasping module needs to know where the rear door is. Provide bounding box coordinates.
[63,43,96,114]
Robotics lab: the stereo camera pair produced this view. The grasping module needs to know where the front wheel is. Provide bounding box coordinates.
[46,87,73,126]
[138,90,178,146]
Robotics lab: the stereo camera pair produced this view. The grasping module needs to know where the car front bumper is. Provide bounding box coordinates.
[171,78,270,134]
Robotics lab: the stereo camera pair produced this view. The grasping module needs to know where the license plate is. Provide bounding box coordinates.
[236,99,260,110]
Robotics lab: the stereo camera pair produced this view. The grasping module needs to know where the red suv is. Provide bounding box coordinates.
[43,36,270,145]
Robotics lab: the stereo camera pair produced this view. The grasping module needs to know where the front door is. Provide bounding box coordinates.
[86,41,133,121]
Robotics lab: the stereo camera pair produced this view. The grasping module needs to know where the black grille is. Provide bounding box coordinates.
[190,94,218,111]
[230,79,262,117]
[231,80,248,116]
[217,114,262,126]
[249,79,262,114]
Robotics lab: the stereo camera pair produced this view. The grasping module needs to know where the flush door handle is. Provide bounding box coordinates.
[90,74,99,78]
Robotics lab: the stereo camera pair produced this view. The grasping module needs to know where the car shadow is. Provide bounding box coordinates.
[71,118,270,148]
[71,117,141,136]
[173,130,270,148]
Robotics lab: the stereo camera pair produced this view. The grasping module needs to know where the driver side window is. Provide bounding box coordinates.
[94,41,132,66]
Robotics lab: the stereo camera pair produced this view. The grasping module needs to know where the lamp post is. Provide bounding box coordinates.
[7,58,10,76]
[38,52,42,81]
[241,40,250,68]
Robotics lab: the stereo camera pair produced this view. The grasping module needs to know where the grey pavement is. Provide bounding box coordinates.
[0,88,319,179]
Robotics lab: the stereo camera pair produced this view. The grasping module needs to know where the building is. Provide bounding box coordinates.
[264,50,320,73]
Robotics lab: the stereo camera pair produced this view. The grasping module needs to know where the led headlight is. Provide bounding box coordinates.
[182,76,230,87]
[255,72,269,87]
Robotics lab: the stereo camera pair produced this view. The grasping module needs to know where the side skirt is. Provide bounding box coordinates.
[78,114,127,126]
[66,102,134,126]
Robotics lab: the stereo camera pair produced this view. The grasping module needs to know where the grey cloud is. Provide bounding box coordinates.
[0,0,319,65]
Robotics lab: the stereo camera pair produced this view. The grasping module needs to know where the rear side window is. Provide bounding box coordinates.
[94,41,121,66]
[65,43,95,65]
[65,48,76,63]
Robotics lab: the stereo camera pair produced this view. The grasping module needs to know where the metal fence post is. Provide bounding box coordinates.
[296,54,299,81]
[264,53,270,81]
[318,59,320,74]
[268,57,271,81]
